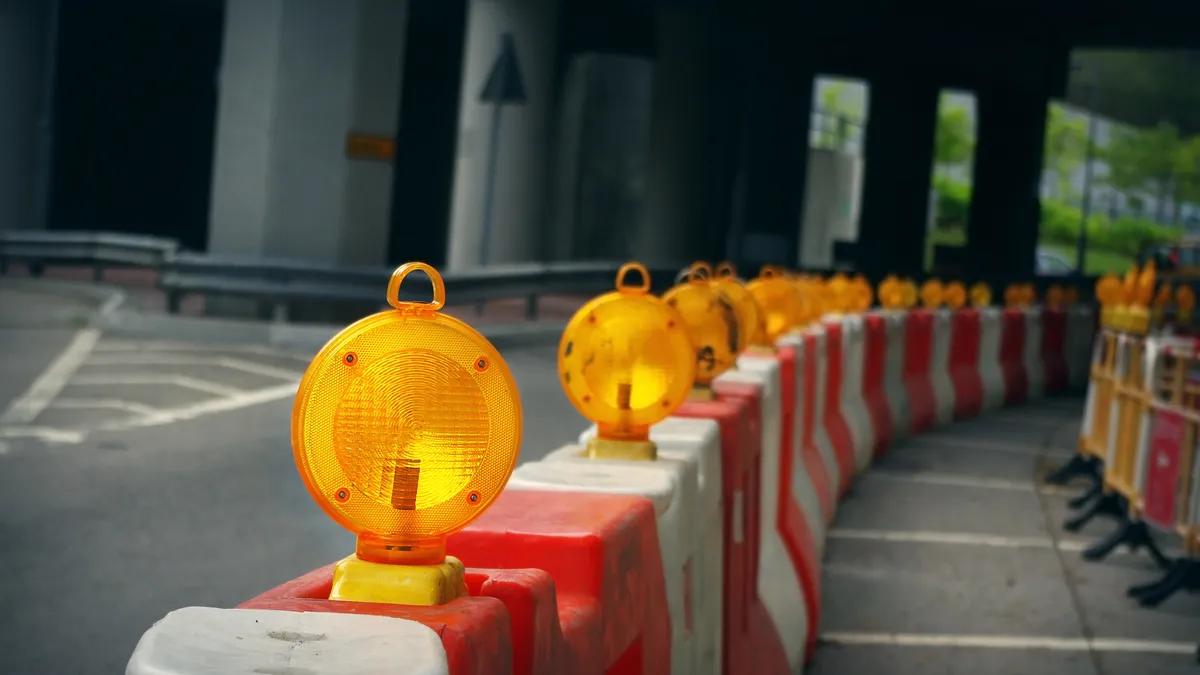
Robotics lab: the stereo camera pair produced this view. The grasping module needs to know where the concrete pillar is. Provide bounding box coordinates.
[967,85,1049,285]
[855,72,940,279]
[731,27,813,271]
[445,0,560,270]
[0,0,54,232]
[207,0,406,265]
[638,6,739,266]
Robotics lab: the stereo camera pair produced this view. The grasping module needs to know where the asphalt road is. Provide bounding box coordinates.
[0,287,585,675]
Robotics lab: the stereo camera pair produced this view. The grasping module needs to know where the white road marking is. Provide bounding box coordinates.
[70,374,243,397]
[0,328,100,425]
[93,340,311,362]
[84,354,302,381]
[868,471,1077,496]
[0,426,87,444]
[819,632,1197,654]
[828,528,1095,552]
[50,398,161,417]
[92,382,299,434]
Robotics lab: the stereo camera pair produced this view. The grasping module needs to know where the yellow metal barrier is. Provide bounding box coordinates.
[1078,330,1119,462]
[1102,333,1147,506]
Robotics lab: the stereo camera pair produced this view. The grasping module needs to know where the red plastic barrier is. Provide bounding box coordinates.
[800,336,835,522]
[819,322,856,497]
[677,383,790,675]
[1041,308,1068,393]
[243,490,672,675]
[862,315,893,459]
[903,310,937,433]
[999,309,1028,405]
[241,571,514,675]
[948,309,983,419]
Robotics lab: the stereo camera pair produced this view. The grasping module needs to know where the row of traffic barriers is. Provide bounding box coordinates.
[1051,262,1200,616]
[126,263,1096,675]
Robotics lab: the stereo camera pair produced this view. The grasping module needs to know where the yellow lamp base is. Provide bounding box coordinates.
[586,436,657,461]
[688,385,717,402]
[330,554,468,606]
[1127,306,1150,336]
[745,344,777,356]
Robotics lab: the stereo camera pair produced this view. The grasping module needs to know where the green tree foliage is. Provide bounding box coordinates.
[933,97,974,177]
[1042,104,1088,201]
[1103,122,1200,222]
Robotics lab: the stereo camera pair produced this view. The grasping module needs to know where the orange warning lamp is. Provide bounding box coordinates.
[714,262,765,351]
[849,274,874,313]
[900,278,919,309]
[1022,283,1038,307]
[1127,262,1156,335]
[1111,265,1140,331]
[920,279,944,309]
[1151,282,1173,326]
[791,274,819,325]
[969,282,992,308]
[877,275,903,310]
[1063,286,1079,306]
[747,266,803,342]
[559,262,695,461]
[1004,284,1024,309]
[1045,284,1064,311]
[1095,273,1121,328]
[944,281,967,310]
[290,262,522,606]
[826,273,851,315]
[1177,286,1196,325]
[664,262,743,399]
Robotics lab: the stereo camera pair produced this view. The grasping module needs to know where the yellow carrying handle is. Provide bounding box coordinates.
[387,262,445,311]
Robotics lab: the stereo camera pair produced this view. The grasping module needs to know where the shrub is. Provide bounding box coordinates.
[933,178,1182,255]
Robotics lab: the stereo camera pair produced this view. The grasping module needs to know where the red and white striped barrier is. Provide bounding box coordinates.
[127,305,1095,675]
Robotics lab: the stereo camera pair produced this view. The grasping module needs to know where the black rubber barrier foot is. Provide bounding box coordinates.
[1128,558,1189,599]
[1045,454,1101,486]
[1082,518,1169,567]
[1064,492,1124,533]
[1130,558,1200,608]
[1069,482,1103,510]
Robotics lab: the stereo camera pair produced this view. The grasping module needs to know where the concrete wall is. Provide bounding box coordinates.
[0,0,54,232]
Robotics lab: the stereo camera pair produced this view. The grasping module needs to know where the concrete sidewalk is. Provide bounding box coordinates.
[812,399,1200,675]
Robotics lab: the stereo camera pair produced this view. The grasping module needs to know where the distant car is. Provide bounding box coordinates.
[1036,248,1075,276]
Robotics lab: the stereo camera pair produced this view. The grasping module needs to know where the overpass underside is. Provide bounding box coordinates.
[2,0,1197,286]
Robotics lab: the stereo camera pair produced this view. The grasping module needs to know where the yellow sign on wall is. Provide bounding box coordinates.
[345,133,396,162]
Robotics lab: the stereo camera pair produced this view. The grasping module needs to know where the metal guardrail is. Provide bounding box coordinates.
[0,230,178,281]
[1,230,1100,321]
[0,231,681,323]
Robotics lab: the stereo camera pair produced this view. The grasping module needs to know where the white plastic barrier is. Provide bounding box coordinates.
[578,416,726,673]
[776,333,828,548]
[837,315,875,473]
[880,310,910,440]
[979,308,1006,411]
[930,309,956,426]
[806,324,840,516]
[514,438,711,675]
[127,607,450,675]
[719,358,807,671]
[1024,308,1046,399]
